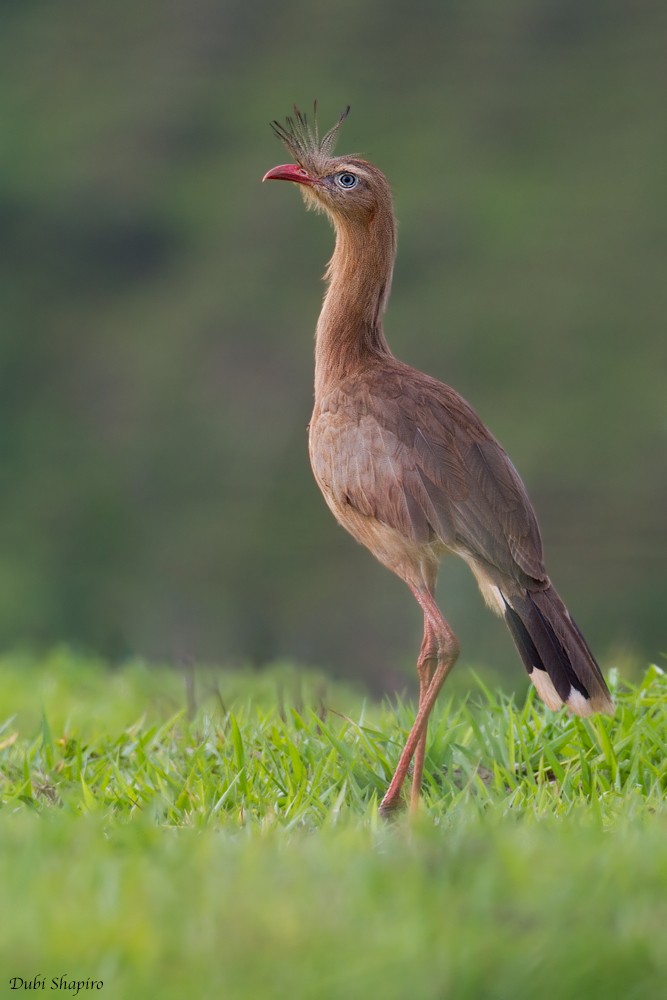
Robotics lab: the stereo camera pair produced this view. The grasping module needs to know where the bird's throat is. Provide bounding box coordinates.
[314,209,396,396]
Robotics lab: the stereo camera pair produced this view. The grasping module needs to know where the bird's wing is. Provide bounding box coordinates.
[311,368,546,588]
[406,372,545,583]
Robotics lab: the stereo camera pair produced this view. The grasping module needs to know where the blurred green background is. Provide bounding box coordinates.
[1,0,665,691]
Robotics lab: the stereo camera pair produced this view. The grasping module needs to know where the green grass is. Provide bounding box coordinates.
[1,651,666,999]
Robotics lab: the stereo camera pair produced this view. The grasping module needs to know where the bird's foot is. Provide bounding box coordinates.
[378,792,406,819]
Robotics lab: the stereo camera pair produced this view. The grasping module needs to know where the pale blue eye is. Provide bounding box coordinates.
[336,172,358,189]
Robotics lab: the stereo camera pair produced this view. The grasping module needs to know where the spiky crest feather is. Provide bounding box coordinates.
[270,103,351,175]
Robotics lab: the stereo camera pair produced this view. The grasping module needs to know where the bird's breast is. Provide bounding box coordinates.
[308,391,445,569]
[309,402,447,584]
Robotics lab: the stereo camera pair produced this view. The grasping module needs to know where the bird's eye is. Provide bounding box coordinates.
[336,172,358,189]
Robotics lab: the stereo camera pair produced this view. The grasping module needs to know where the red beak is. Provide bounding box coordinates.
[262,163,321,186]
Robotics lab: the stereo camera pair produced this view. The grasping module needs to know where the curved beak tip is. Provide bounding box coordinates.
[262,163,318,186]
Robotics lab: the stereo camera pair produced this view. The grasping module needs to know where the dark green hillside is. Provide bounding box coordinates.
[1,0,665,686]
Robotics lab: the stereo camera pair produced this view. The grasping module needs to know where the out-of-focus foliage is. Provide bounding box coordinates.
[1,0,665,688]
[2,656,666,1000]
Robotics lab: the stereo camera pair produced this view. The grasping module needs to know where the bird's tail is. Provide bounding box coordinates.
[502,585,614,717]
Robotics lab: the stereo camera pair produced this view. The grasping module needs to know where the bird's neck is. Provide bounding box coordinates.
[314,206,396,396]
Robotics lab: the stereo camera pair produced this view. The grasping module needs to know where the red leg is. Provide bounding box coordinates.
[379,586,459,817]
[410,616,436,814]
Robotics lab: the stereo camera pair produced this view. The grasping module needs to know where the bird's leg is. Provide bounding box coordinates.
[410,615,437,814]
[379,587,459,817]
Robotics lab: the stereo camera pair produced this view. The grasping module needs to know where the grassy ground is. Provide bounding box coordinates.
[0,651,666,999]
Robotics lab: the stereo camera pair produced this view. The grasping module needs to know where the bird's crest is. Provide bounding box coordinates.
[270,103,350,174]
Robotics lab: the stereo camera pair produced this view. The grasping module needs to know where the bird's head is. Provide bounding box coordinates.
[263,104,391,227]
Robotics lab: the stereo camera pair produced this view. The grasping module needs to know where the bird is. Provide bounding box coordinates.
[263,104,613,816]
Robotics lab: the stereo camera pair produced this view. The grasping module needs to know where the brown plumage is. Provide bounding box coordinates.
[263,104,613,815]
